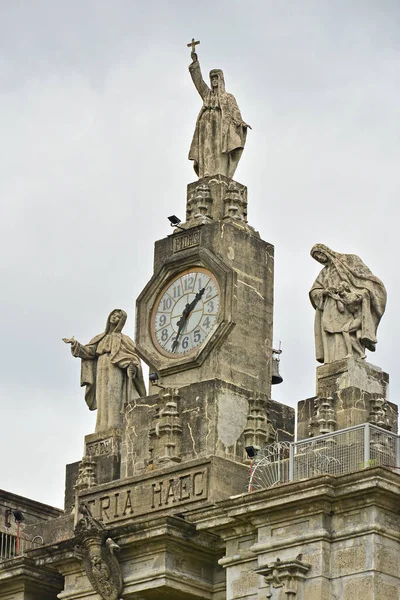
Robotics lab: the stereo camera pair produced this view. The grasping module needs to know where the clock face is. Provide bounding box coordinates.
[151,267,220,357]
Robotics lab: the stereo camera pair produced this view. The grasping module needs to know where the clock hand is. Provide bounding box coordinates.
[172,288,205,352]
[172,312,189,352]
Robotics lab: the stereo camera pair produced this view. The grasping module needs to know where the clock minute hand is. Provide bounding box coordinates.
[171,287,206,352]
[186,286,205,314]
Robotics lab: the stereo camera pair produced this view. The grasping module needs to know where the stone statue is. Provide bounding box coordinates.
[310,244,386,364]
[63,309,146,433]
[187,39,251,179]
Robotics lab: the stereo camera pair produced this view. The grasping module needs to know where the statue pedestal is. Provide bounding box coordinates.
[185,175,250,225]
[297,358,397,441]
[84,428,122,485]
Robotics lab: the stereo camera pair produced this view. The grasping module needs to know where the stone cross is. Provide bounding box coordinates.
[187,38,200,53]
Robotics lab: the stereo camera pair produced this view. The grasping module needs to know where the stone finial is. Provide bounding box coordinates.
[149,388,182,465]
[223,182,248,222]
[368,398,391,430]
[308,396,337,437]
[310,244,386,365]
[243,396,274,459]
[74,504,123,600]
[74,456,97,493]
[186,183,213,224]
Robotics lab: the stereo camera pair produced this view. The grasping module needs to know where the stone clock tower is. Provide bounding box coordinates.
[136,175,274,396]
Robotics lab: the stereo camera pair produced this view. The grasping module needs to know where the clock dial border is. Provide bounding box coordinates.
[150,267,221,358]
[135,247,237,375]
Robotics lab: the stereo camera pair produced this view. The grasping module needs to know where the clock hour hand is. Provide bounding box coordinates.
[172,314,188,352]
[172,287,205,352]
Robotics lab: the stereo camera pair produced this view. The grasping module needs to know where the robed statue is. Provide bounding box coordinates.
[63,309,146,433]
[188,40,250,179]
[310,244,386,364]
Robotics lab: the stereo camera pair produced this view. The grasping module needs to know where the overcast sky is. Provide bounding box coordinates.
[1,1,399,508]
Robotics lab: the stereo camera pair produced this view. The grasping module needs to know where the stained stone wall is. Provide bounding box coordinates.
[120,381,294,480]
[186,467,400,600]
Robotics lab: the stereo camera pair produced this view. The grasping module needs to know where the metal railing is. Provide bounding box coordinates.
[248,423,400,492]
[0,532,43,561]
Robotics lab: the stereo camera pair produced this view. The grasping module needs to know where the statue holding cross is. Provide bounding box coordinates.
[187,38,251,180]
[187,38,200,56]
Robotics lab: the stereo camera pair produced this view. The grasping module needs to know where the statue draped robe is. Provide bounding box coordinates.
[310,244,386,364]
[189,62,247,179]
[71,310,146,433]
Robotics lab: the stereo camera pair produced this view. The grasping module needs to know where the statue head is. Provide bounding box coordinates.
[209,69,225,93]
[106,309,127,333]
[311,244,332,265]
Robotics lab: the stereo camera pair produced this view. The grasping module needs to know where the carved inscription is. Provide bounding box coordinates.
[151,470,206,509]
[86,438,114,457]
[80,467,208,525]
[172,231,200,253]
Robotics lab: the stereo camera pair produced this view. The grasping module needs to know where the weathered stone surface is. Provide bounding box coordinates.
[64,460,81,510]
[185,468,400,600]
[0,556,64,600]
[23,513,74,546]
[77,456,248,526]
[121,380,293,479]
[310,244,386,364]
[85,428,122,485]
[297,358,397,440]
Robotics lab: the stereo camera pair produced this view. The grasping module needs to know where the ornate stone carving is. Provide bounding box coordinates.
[310,244,386,364]
[74,503,123,600]
[149,388,182,465]
[186,183,213,224]
[257,557,311,599]
[368,397,391,430]
[63,309,146,433]
[223,181,248,221]
[244,395,274,458]
[308,396,337,437]
[74,456,97,493]
[188,43,251,179]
